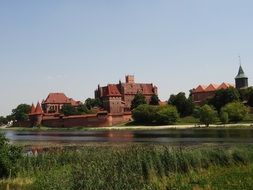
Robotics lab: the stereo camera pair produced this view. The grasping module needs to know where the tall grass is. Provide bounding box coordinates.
[1,145,253,189]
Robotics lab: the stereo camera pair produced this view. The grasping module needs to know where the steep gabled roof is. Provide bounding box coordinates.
[102,84,121,97]
[34,102,43,114]
[108,85,121,96]
[193,83,235,93]
[194,85,208,93]
[123,83,154,95]
[30,103,36,114]
[205,84,219,92]
[43,93,79,106]
[217,82,234,90]
[235,65,248,79]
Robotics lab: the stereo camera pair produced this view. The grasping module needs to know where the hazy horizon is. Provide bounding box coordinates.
[1,0,253,116]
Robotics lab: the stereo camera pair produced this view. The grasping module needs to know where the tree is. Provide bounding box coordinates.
[0,133,22,178]
[168,92,195,117]
[220,112,229,124]
[248,91,253,107]
[11,104,31,122]
[155,105,179,125]
[131,92,147,110]
[240,87,253,107]
[198,105,217,127]
[149,94,160,105]
[132,104,179,125]
[61,104,78,116]
[85,98,102,110]
[221,102,248,122]
[209,87,240,111]
[132,104,157,124]
[76,104,90,114]
[0,116,8,126]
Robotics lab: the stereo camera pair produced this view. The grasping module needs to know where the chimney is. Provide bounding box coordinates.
[125,75,135,84]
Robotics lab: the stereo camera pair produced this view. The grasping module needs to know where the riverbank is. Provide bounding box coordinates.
[1,122,253,132]
[0,144,253,190]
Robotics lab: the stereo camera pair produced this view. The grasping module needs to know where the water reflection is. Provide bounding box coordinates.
[3,128,253,145]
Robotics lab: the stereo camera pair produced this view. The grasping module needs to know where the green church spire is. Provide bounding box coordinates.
[235,65,248,79]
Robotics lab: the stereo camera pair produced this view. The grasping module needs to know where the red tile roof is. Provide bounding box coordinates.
[99,82,155,97]
[124,83,154,94]
[43,93,80,106]
[108,85,121,96]
[194,85,208,93]
[101,85,121,97]
[193,83,234,93]
[30,103,36,114]
[205,84,219,92]
[34,102,43,114]
[217,82,235,90]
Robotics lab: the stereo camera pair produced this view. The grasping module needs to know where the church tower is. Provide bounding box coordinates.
[235,65,248,89]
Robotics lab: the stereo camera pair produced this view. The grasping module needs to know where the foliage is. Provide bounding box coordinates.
[76,104,90,114]
[248,91,253,107]
[0,116,8,126]
[4,145,253,190]
[168,92,195,117]
[61,104,78,116]
[198,105,218,127]
[149,94,160,105]
[240,87,253,107]
[209,87,240,111]
[0,133,22,178]
[61,104,91,116]
[221,102,249,122]
[192,106,201,118]
[131,92,147,110]
[132,104,157,124]
[132,104,179,125]
[11,104,31,122]
[177,116,199,124]
[155,105,179,125]
[85,98,102,110]
[220,111,229,124]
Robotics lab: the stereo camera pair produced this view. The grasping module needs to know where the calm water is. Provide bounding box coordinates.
[3,128,253,145]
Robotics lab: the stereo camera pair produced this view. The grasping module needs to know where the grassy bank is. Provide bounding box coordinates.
[1,144,253,189]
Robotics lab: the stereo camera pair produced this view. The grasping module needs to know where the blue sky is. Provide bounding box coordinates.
[0,0,253,116]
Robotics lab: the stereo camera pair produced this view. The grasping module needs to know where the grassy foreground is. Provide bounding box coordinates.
[1,144,253,190]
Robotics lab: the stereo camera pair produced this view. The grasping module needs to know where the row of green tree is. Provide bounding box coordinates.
[131,87,252,126]
[1,87,253,126]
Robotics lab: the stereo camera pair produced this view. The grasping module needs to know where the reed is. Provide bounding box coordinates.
[1,145,253,190]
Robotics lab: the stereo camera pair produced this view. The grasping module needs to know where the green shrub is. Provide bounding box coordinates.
[220,111,229,124]
[155,106,179,125]
[221,102,248,122]
[132,105,179,125]
[198,105,218,127]
[0,133,22,178]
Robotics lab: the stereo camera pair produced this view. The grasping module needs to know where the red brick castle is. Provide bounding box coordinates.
[29,75,158,127]
[95,75,158,113]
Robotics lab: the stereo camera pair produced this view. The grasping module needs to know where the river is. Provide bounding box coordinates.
[3,128,253,146]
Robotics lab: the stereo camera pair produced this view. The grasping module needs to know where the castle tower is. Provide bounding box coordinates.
[29,102,44,127]
[125,75,135,84]
[235,65,248,89]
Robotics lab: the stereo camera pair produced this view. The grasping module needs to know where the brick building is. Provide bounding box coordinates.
[190,83,234,106]
[190,65,248,105]
[41,93,81,113]
[95,75,158,113]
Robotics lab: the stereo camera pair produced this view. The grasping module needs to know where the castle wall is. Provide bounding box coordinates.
[107,112,132,126]
[40,113,132,128]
